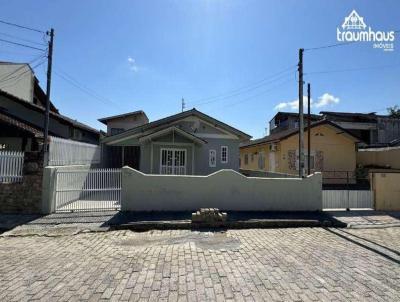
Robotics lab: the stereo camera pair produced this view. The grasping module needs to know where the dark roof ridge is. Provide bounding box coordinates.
[240,119,361,148]
[0,89,99,134]
[98,110,148,124]
[102,108,251,142]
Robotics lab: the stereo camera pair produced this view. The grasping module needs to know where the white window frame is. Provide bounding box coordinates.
[221,146,228,164]
[209,149,216,167]
[160,148,187,175]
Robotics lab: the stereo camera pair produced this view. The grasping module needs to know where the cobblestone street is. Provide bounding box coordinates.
[0,227,399,301]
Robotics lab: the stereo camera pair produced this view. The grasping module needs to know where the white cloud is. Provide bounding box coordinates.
[314,93,340,108]
[274,96,310,111]
[127,56,138,72]
[274,93,339,111]
[274,102,289,110]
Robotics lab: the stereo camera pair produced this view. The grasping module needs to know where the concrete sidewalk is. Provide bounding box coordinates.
[325,210,400,228]
[1,210,399,237]
[1,211,342,236]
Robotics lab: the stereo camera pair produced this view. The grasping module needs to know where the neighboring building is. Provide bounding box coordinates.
[269,112,322,134]
[0,62,100,151]
[269,111,400,147]
[320,111,400,146]
[0,62,59,111]
[100,108,251,175]
[98,110,149,135]
[240,120,361,182]
[0,62,37,104]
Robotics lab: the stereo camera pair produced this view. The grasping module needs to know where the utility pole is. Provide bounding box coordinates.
[298,48,304,178]
[43,28,54,166]
[181,97,185,112]
[307,83,311,176]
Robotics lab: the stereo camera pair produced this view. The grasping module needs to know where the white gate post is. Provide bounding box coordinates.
[41,166,57,214]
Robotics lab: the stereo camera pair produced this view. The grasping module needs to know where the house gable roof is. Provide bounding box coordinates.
[98,110,148,125]
[102,108,252,144]
[240,119,362,148]
[319,111,384,122]
[270,111,322,123]
[0,89,99,135]
[0,111,43,137]
[137,126,207,145]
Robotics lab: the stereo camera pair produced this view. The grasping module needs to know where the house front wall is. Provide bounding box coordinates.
[194,138,240,175]
[107,115,243,175]
[106,115,148,135]
[240,124,357,175]
[240,145,271,171]
[280,125,357,174]
[140,132,195,174]
[139,134,240,175]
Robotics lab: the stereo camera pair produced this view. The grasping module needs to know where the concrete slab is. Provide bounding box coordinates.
[325,210,400,228]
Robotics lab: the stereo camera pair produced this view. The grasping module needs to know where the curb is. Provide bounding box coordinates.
[347,223,400,229]
[111,218,346,231]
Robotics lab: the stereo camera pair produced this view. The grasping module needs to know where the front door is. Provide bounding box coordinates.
[123,146,140,170]
[160,148,186,175]
[269,152,276,172]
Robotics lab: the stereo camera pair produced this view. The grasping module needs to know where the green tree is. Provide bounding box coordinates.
[387,105,400,118]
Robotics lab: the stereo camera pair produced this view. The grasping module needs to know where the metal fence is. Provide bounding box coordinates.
[48,136,101,166]
[0,151,24,183]
[323,190,374,209]
[322,171,357,184]
[55,168,121,212]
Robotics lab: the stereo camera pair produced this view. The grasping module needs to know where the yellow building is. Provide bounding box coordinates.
[240,120,361,180]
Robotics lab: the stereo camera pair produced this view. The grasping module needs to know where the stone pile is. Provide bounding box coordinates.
[191,208,227,227]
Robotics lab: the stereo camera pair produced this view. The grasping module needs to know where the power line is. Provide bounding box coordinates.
[0,49,42,56]
[0,19,45,34]
[0,59,47,89]
[54,69,125,110]
[0,37,46,51]
[305,63,400,75]
[304,41,356,51]
[0,53,47,83]
[212,77,295,111]
[189,65,297,107]
[0,31,46,46]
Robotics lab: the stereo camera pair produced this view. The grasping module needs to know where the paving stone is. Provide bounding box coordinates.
[0,228,399,301]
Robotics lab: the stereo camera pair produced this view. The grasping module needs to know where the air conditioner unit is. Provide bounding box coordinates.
[269,143,278,152]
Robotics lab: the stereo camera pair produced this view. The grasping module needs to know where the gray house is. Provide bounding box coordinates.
[100,109,251,175]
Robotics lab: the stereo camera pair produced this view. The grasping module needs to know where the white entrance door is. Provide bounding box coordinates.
[269,152,276,172]
[160,148,187,175]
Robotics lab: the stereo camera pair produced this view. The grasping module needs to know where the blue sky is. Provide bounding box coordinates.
[0,0,399,138]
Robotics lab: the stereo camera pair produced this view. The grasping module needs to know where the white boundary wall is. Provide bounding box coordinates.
[122,168,322,211]
[48,136,100,166]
